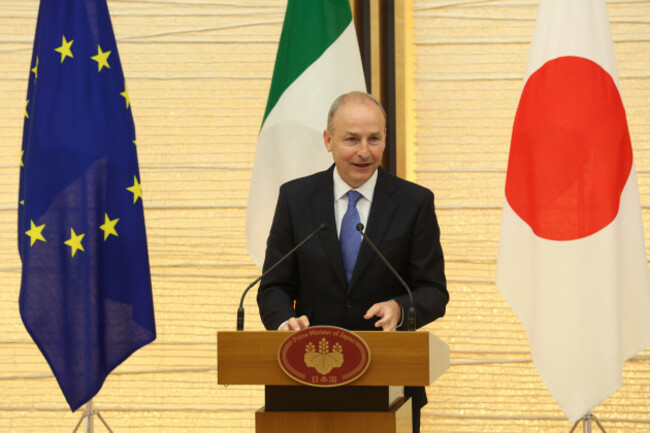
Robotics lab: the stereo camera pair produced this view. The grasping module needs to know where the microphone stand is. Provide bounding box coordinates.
[356,223,416,331]
[237,224,328,330]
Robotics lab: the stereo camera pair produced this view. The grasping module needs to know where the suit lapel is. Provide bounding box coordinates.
[309,166,348,289]
[348,168,397,293]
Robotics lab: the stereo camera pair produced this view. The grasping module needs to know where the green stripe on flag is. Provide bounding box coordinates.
[263,0,353,124]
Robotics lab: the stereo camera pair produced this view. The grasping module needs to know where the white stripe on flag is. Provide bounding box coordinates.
[246,23,365,268]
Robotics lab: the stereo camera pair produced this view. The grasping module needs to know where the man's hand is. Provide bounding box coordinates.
[279,315,310,331]
[364,300,402,331]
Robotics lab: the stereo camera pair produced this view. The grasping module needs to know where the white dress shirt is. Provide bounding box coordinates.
[332,168,378,238]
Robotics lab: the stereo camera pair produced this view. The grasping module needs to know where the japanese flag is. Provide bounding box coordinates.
[497,0,650,422]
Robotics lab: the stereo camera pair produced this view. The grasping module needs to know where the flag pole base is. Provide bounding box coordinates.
[569,413,607,433]
[72,399,114,433]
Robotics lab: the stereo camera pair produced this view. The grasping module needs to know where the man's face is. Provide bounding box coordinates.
[324,99,386,189]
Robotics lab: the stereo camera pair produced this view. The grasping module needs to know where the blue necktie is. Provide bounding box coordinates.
[340,190,362,283]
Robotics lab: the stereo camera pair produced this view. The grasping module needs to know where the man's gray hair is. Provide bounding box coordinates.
[326,91,387,132]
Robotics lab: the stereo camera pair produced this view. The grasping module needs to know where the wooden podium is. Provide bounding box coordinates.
[218,331,449,433]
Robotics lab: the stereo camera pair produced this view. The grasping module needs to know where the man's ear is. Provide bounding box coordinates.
[323,129,333,152]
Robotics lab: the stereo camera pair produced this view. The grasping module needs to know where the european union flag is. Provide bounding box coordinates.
[18,0,156,412]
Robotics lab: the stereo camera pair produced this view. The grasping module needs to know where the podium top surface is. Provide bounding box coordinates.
[217,330,449,387]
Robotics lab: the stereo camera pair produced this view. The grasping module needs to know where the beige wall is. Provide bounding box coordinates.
[0,0,648,431]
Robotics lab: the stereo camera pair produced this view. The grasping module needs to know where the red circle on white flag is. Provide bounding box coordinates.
[506,56,632,240]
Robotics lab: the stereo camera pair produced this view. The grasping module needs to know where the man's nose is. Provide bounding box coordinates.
[357,141,370,157]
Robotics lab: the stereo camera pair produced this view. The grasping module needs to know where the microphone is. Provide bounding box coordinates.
[356,223,416,331]
[237,223,329,331]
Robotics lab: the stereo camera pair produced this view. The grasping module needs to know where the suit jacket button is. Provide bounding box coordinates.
[346,300,352,309]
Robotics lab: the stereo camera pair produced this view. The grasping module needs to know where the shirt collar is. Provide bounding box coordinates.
[333,167,378,202]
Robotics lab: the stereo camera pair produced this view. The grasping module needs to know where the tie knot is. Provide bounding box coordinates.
[347,190,362,208]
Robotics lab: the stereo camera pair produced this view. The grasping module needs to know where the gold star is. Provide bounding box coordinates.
[133,139,137,146]
[99,213,119,241]
[64,227,85,257]
[25,100,29,118]
[126,176,142,203]
[20,150,24,167]
[54,35,74,63]
[120,81,130,109]
[19,199,24,206]
[91,45,111,72]
[31,56,39,78]
[25,220,46,246]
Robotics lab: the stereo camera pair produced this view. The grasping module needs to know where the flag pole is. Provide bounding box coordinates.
[72,399,114,433]
[569,413,607,433]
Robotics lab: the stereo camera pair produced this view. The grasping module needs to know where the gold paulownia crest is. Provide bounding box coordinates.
[304,337,344,374]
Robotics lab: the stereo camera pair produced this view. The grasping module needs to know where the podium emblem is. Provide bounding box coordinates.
[278,326,371,387]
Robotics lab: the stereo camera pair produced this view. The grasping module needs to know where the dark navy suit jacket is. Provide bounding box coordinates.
[257,165,448,409]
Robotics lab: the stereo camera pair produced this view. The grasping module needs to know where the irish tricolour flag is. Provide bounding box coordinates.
[246,0,366,267]
[497,0,650,422]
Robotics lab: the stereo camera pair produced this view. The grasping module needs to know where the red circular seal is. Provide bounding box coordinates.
[507,56,632,240]
[277,326,371,387]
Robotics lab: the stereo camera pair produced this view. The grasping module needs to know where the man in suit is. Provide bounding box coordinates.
[257,91,448,433]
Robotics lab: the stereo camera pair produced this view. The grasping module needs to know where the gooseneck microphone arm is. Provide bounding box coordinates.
[356,223,416,331]
[236,223,329,331]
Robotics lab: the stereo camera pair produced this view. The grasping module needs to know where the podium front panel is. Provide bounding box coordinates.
[217,331,449,387]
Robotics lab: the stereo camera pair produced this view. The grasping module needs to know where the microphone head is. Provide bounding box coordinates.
[356,223,364,232]
[320,223,329,231]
